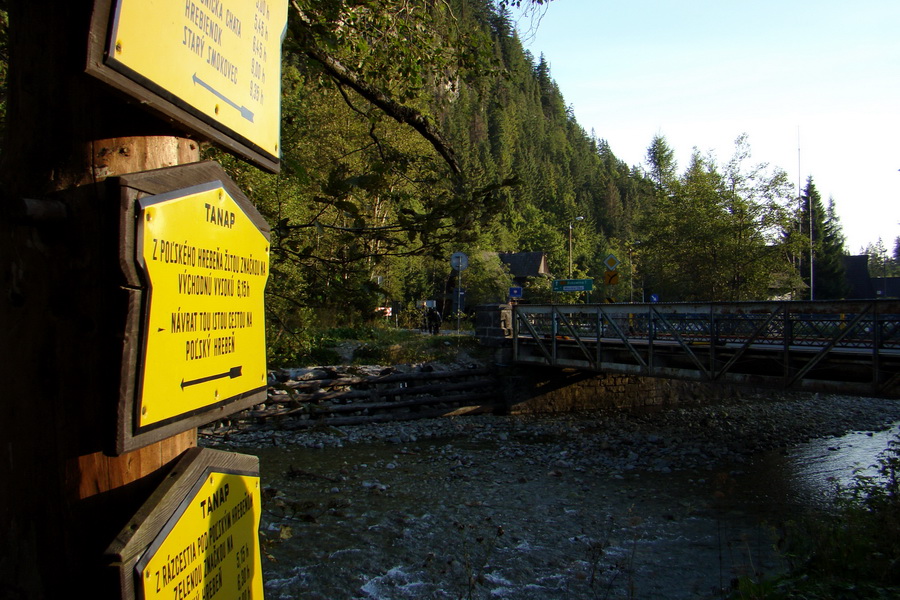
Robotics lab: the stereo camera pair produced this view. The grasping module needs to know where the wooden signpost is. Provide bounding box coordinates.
[0,2,287,596]
[106,448,264,600]
[114,161,271,453]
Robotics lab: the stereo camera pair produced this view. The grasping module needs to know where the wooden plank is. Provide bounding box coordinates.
[273,378,497,406]
[283,367,493,389]
[282,394,501,428]
[308,387,499,415]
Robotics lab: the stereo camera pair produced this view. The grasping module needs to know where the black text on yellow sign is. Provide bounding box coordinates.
[107,0,288,162]
[136,470,264,600]
[137,181,269,429]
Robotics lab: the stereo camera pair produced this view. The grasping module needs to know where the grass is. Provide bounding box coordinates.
[269,323,492,368]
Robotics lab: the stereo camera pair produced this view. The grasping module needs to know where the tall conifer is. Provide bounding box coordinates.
[797,177,849,299]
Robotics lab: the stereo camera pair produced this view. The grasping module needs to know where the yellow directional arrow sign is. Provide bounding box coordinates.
[91,0,289,171]
[137,181,269,430]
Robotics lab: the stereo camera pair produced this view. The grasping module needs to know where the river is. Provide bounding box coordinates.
[205,396,900,599]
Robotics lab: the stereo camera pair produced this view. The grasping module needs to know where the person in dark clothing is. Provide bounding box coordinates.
[426,307,442,335]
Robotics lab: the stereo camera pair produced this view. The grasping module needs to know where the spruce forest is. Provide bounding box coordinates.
[57,1,863,362]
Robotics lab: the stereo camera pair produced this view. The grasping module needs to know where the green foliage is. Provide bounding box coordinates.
[229,0,667,364]
[790,178,850,299]
[736,435,900,599]
[353,330,485,365]
[271,322,489,367]
[864,238,900,279]
[636,136,797,301]
[458,251,514,305]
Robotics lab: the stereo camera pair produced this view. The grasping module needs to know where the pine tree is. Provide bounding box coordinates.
[645,134,678,191]
[796,178,848,299]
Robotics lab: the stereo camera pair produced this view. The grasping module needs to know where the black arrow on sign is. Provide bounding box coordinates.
[192,73,255,122]
[181,366,243,390]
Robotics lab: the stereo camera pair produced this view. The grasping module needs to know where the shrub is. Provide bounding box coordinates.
[738,434,900,598]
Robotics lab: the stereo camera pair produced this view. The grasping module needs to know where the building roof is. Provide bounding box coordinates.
[497,252,550,278]
[842,255,875,299]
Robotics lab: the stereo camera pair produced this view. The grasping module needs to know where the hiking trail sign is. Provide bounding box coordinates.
[88,0,289,172]
[115,162,270,453]
[106,448,264,600]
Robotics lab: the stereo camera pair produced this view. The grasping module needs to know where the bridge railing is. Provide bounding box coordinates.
[511,300,900,397]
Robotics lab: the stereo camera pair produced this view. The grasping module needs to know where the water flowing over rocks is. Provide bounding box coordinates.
[202,385,900,599]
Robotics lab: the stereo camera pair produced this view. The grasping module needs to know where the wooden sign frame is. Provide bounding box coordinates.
[105,448,262,600]
[114,161,270,454]
[86,0,284,173]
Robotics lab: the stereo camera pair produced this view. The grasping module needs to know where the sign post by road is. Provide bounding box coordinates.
[450,252,468,333]
[87,0,289,172]
[552,278,594,293]
[116,162,270,453]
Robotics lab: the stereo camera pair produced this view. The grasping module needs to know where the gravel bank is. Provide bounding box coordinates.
[203,391,900,474]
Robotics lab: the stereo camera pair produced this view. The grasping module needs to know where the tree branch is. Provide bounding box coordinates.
[290,2,462,178]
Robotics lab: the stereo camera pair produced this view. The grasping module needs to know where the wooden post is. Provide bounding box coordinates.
[0,2,200,596]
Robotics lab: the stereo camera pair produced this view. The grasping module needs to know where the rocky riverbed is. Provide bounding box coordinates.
[202,390,900,599]
[204,391,900,476]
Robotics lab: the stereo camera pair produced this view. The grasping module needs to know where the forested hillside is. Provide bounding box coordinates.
[0,1,853,364]
[198,0,858,363]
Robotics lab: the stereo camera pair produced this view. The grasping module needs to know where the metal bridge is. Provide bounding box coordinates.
[510,300,900,398]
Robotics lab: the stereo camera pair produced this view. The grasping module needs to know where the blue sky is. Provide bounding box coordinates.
[512,0,900,253]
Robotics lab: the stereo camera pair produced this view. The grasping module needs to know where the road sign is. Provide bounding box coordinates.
[509,286,523,299]
[87,0,289,172]
[603,253,621,270]
[552,278,594,292]
[115,162,270,453]
[604,270,620,285]
[107,448,263,600]
[450,251,469,271]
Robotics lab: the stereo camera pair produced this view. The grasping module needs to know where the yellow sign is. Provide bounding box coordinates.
[603,254,620,271]
[138,181,269,429]
[604,270,620,285]
[136,469,263,600]
[108,0,288,161]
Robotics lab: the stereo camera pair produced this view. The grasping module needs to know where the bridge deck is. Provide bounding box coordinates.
[511,300,900,398]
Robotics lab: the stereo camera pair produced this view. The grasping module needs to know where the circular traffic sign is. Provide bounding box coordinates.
[450,251,468,271]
